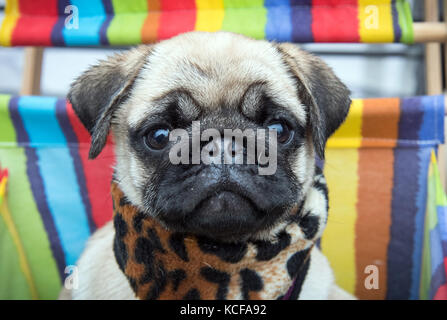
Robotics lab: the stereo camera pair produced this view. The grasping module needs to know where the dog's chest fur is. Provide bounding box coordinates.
[61,221,352,300]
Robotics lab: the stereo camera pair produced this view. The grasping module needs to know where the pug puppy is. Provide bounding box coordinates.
[60,32,353,300]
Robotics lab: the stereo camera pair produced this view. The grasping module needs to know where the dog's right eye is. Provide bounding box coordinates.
[267,121,293,144]
[144,127,170,150]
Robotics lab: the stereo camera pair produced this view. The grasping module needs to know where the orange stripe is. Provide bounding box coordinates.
[141,0,160,43]
[354,98,400,299]
[361,98,400,147]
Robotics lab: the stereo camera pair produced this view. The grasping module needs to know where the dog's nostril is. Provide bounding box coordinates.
[228,140,240,158]
[231,141,236,158]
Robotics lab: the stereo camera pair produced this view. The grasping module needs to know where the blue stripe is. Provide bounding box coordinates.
[418,95,445,144]
[407,96,444,299]
[430,225,445,276]
[405,97,430,299]
[436,95,445,144]
[265,0,292,42]
[63,0,106,46]
[387,98,424,300]
[391,0,402,43]
[387,148,421,299]
[55,99,96,234]
[50,0,71,46]
[410,147,431,299]
[99,0,114,45]
[17,97,90,266]
[290,0,313,42]
[439,206,447,243]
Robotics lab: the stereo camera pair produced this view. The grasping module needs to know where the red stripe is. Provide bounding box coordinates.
[311,0,359,42]
[12,0,58,46]
[434,283,447,300]
[158,0,196,40]
[66,102,115,228]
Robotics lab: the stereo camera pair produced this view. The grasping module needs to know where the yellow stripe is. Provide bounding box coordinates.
[358,0,394,43]
[0,186,39,299]
[0,178,7,199]
[0,0,20,46]
[321,102,363,293]
[327,99,363,148]
[195,0,225,32]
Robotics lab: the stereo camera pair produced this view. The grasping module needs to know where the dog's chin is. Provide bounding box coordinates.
[157,190,273,243]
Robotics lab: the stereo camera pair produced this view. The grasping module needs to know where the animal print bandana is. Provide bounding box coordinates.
[112,167,328,300]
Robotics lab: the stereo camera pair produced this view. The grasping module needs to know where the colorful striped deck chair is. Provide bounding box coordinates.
[320,96,447,300]
[0,0,414,47]
[0,94,446,299]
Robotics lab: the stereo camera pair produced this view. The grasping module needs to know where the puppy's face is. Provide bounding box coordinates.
[69,32,350,242]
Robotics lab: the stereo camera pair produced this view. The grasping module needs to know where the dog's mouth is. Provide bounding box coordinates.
[192,182,261,215]
[194,189,259,218]
[191,190,261,240]
[156,182,270,241]
[151,166,298,242]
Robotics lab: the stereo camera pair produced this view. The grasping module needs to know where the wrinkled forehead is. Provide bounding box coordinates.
[126,33,306,126]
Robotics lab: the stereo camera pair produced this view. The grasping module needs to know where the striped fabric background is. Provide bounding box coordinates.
[0,95,114,299]
[0,94,445,299]
[320,96,446,300]
[0,0,414,47]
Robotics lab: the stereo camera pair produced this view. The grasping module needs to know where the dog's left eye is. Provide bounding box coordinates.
[144,127,170,150]
[268,121,292,144]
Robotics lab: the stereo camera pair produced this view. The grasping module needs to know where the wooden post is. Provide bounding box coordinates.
[425,2,442,94]
[413,22,447,42]
[424,0,445,188]
[20,47,44,95]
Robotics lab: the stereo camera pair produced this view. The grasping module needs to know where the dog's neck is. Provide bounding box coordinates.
[111,167,328,300]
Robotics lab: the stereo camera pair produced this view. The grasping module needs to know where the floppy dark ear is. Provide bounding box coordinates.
[276,43,351,159]
[68,46,151,159]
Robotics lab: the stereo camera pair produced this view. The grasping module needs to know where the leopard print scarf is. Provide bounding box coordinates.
[112,167,328,300]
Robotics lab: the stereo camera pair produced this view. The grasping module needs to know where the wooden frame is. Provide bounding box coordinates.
[20,47,43,95]
[414,22,447,42]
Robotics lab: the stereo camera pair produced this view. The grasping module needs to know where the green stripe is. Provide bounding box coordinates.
[107,0,147,45]
[396,0,414,44]
[0,95,16,144]
[0,212,32,299]
[0,97,61,298]
[0,94,31,299]
[221,0,267,39]
[0,149,61,299]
